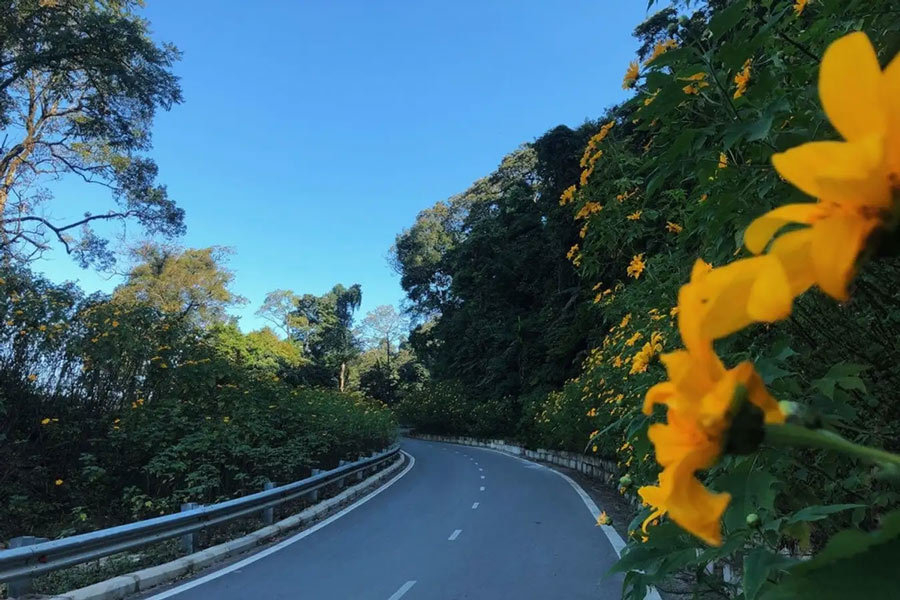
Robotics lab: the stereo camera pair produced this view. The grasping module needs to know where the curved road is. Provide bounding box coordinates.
[147,438,624,599]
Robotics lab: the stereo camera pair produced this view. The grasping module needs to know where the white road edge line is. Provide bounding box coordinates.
[387,580,417,600]
[448,529,462,541]
[479,486,485,491]
[447,443,662,600]
[472,502,479,509]
[146,451,417,599]
[480,475,485,479]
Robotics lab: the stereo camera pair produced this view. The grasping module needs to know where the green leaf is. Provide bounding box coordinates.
[762,509,900,600]
[746,113,774,142]
[743,547,795,600]
[708,0,748,41]
[782,504,867,526]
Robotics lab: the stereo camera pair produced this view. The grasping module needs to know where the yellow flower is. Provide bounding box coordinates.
[27,374,37,382]
[619,313,632,329]
[559,185,576,206]
[55,479,64,486]
[639,350,784,545]
[681,72,709,94]
[223,416,231,424]
[579,168,593,186]
[699,193,708,203]
[596,511,612,526]
[575,202,603,220]
[622,60,640,89]
[744,32,900,301]
[666,221,683,233]
[644,39,678,66]
[625,332,643,347]
[733,59,752,99]
[676,254,811,364]
[39,325,46,331]
[41,417,50,425]
[794,0,808,16]
[718,152,728,169]
[112,320,119,328]
[586,408,598,417]
[566,244,580,261]
[626,210,642,221]
[580,121,616,168]
[627,254,646,279]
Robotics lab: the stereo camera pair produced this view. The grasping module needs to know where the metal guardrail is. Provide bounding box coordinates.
[0,444,401,586]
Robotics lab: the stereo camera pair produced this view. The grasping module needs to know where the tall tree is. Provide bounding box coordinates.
[255,289,305,339]
[392,134,596,431]
[291,283,362,391]
[355,304,409,365]
[0,0,184,267]
[112,243,243,325]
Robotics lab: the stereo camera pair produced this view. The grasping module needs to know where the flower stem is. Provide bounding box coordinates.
[765,423,900,468]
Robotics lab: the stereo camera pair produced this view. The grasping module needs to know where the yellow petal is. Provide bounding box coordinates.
[769,228,817,296]
[654,458,731,546]
[667,472,731,546]
[747,256,793,323]
[744,204,824,254]
[692,258,776,341]
[811,214,877,301]
[819,32,886,142]
[648,413,718,468]
[644,382,676,415]
[884,51,900,173]
[772,140,883,202]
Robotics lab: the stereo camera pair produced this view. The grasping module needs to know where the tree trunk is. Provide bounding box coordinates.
[339,362,346,392]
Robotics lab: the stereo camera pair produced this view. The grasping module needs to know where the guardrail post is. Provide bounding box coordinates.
[180,503,199,554]
[262,481,275,525]
[309,468,322,502]
[355,457,364,482]
[337,460,348,488]
[7,536,48,598]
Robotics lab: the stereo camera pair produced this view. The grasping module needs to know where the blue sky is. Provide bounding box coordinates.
[36,0,649,331]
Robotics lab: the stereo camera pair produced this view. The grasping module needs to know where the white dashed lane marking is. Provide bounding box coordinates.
[387,580,417,600]
[448,529,462,541]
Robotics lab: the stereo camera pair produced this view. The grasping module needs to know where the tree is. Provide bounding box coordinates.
[355,304,409,365]
[290,283,362,391]
[112,243,243,325]
[0,0,184,267]
[255,289,305,339]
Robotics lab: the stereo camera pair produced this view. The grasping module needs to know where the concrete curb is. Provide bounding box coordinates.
[47,454,406,600]
[412,433,622,486]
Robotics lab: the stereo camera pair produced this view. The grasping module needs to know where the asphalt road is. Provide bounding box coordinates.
[148,438,624,600]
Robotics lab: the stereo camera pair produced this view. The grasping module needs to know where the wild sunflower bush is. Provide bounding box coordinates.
[0,266,396,539]
[545,1,900,597]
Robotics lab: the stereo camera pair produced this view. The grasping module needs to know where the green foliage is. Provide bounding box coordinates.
[0,0,184,267]
[0,264,395,540]
[290,283,363,390]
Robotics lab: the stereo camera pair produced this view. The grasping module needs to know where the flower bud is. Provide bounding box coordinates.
[746,513,761,528]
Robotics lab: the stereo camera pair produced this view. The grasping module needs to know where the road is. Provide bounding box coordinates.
[147,438,625,600]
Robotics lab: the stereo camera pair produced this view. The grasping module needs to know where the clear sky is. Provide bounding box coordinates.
[35,0,650,331]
